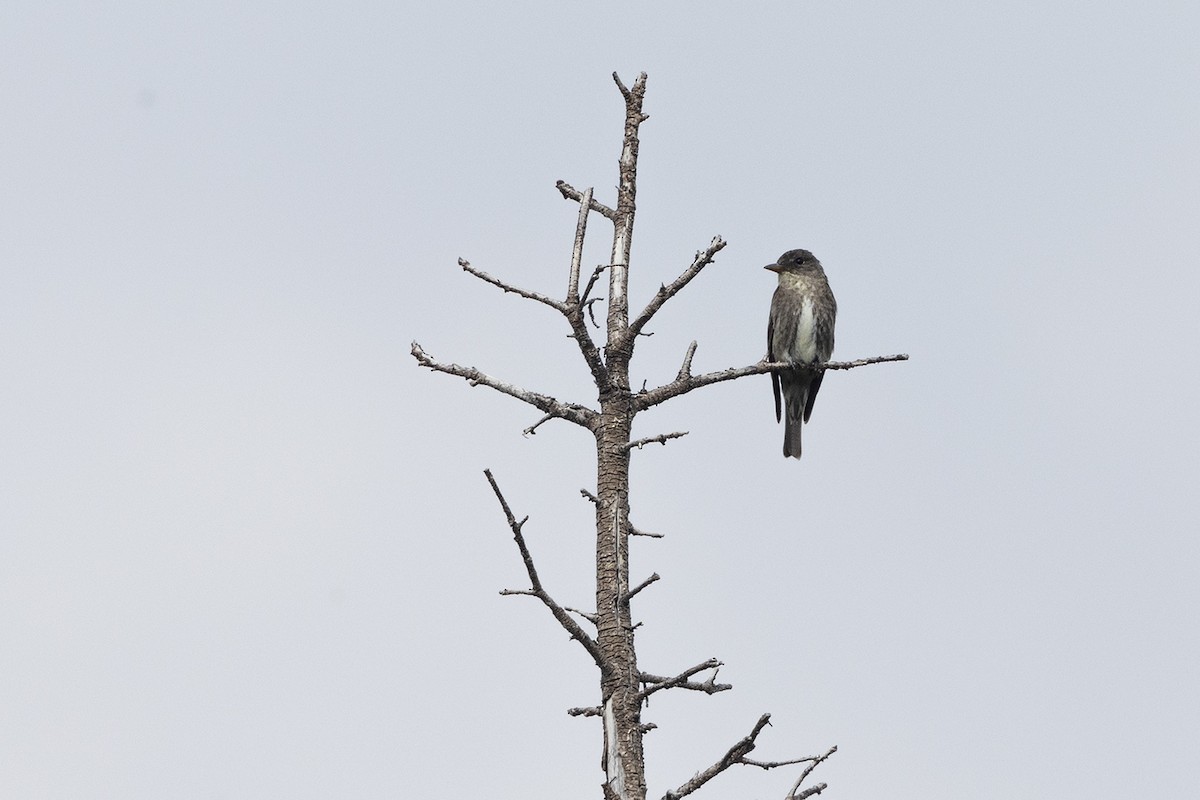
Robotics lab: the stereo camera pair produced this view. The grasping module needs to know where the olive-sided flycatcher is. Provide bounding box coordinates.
[766,249,837,459]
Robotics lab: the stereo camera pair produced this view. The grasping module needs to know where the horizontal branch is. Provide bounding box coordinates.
[639,658,730,702]
[630,525,664,539]
[459,258,566,312]
[624,431,688,451]
[634,353,910,412]
[411,341,597,429]
[624,237,726,344]
[557,179,617,221]
[483,470,611,677]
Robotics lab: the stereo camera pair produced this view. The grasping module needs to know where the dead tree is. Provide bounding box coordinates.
[412,72,907,800]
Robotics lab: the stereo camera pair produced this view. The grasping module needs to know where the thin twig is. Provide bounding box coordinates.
[411,341,597,428]
[629,525,664,539]
[483,470,610,676]
[584,296,604,328]
[624,431,688,451]
[635,354,910,412]
[459,258,566,312]
[580,488,599,505]
[522,414,555,436]
[580,264,610,305]
[623,572,660,603]
[568,706,603,718]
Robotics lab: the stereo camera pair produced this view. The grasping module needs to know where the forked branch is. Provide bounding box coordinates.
[662,715,835,800]
[458,246,610,392]
[639,658,730,702]
[484,470,611,677]
[559,186,611,390]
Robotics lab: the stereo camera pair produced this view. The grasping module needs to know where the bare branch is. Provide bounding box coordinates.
[635,353,911,412]
[787,746,837,800]
[793,354,911,372]
[624,431,688,451]
[623,572,660,603]
[565,606,598,625]
[584,296,604,327]
[630,525,664,539]
[565,301,611,392]
[613,71,651,122]
[557,180,617,221]
[640,658,730,702]
[742,746,837,771]
[411,341,597,428]
[676,341,698,381]
[522,414,555,436]
[550,184,613,391]
[568,706,603,718]
[581,264,609,305]
[567,187,593,301]
[662,714,772,800]
[483,470,611,676]
[580,488,599,505]
[792,784,829,800]
[459,258,566,312]
[624,238,726,345]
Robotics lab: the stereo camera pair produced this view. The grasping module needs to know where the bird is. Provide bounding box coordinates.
[765,249,837,459]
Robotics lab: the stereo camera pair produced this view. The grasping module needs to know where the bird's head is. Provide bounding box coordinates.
[764,249,818,273]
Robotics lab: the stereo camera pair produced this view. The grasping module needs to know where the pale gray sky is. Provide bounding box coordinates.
[3,2,1198,798]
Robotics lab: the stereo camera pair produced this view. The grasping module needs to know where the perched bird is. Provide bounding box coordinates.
[765,249,837,459]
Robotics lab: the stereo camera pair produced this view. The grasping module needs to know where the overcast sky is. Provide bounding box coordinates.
[3,2,1199,798]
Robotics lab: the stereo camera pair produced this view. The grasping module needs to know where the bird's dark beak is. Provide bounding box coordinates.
[764,263,782,273]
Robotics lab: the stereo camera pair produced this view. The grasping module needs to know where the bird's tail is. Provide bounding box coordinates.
[783,404,804,459]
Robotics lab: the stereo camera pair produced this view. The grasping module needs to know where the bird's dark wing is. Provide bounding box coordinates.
[767,306,782,422]
[802,290,836,422]
[803,371,824,423]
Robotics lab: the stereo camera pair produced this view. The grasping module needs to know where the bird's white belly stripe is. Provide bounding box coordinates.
[794,297,817,362]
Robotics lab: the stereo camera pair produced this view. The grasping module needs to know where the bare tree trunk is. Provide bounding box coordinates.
[594,72,648,800]
[412,70,907,800]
